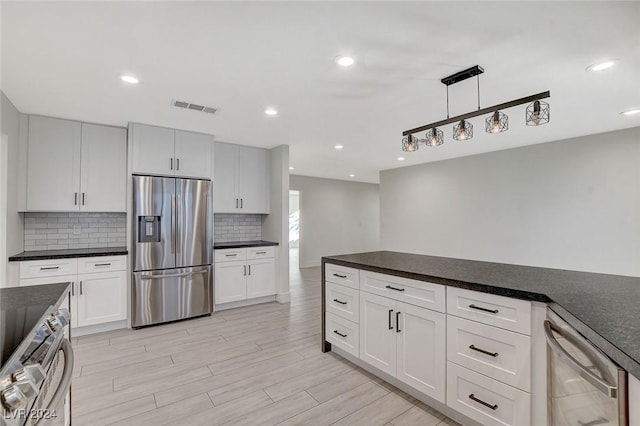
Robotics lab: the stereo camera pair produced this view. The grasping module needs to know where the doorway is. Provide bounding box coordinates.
[289,189,300,271]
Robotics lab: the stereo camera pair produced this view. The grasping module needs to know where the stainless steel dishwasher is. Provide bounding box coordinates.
[545,309,628,425]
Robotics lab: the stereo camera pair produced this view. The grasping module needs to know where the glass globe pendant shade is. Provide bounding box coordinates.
[485,111,509,133]
[453,119,473,141]
[425,128,444,146]
[401,134,420,152]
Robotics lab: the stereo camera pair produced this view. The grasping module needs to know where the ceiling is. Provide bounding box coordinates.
[2,1,639,183]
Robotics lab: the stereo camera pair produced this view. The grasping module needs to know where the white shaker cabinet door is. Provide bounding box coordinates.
[359,291,396,376]
[214,261,247,304]
[174,130,212,179]
[213,142,239,212]
[246,258,275,299]
[131,123,175,176]
[80,124,127,211]
[237,146,269,213]
[27,116,81,211]
[396,301,446,403]
[76,270,127,327]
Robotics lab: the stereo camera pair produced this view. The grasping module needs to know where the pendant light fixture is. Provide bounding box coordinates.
[485,110,509,133]
[526,100,550,126]
[453,119,473,141]
[401,65,550,152]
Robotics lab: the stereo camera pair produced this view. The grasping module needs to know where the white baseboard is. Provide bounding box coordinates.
[72,320,127,337]
[214,295,277,311]
[276,292,290,303]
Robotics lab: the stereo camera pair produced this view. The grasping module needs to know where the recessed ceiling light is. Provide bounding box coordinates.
[334,144,344,150]
[120,75,139,84]
[289,166,295,170]
[264,108,278,116]
[397,157,405,161]
[336,56,355,67]
[621,109,640,116]
[586,61,616,72]
[349,174,355,178]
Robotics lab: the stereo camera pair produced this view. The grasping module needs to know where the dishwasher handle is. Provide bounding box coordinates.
[544,320,617,399]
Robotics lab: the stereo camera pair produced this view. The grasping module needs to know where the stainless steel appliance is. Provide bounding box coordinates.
[1,286,73,426]
[546,309,628,425]
[131,175,213,327]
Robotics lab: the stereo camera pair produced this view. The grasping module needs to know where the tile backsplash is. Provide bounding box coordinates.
[24,212,127,251]
[214,214,263,242]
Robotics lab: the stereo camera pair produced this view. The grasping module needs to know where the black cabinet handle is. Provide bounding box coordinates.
[236,198,239,208]
[225,254,237,257]
[469,345,499,357]
[333,299,347,305]
[396,311,401,333]
[240,198,243,208]
[385,285,405,292]
[388,309,394,329]
[79,281,83,295]
[333,273,347,279]
[176,158,180,171]
[469,304,499,314]
[256,251,267,254]
[248,265,251,276]
[74,192,78,205]
[170,158,173,170]
[71,282,75,296]
[82,192,85,205]
[243,265,246,276]
[40,266,60,271]
[468,394,498,410]
[333,330,347,338]
[95,263,111,267]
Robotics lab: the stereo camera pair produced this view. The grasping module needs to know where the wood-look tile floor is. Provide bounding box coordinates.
[71,262,460,426]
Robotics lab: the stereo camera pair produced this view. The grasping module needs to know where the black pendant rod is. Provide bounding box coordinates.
[402,91,550,136]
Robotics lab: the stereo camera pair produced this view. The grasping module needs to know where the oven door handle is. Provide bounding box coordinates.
[544,320,617,398]
[35,339,74,425]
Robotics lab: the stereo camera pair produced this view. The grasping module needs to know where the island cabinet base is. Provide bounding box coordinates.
[322,260,545,426]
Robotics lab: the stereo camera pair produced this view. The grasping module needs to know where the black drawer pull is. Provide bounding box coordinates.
[469,394,498,410]
[396,311,401,333]
[333,273,347,279]
[225,254,237,257]
[40,266,60,271]
[469,345,499,357]
[388,309,394,329]
[333,330,347,338]
[256,251,267,254]
[385,285,405,292]
[95,263,111,267]
[469,304,499,314]
[333,298,347,305]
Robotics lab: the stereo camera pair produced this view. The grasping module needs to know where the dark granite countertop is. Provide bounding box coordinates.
[8,246,128,262]
[322,250,640,378]
[0,282,71,310]
[214,240,279,249]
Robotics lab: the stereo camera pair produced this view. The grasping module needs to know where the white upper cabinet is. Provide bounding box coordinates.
[131,123,174,176]
[26,116,126,212]
[27,116,81,211]
[214,142,269,214]
[131,123,213,179]
[80,124,127,211]
[174,130,212,179]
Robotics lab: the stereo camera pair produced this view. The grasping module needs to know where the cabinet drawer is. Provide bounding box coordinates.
[325,264,359,289]
[325,312,359,358]
[447,362,531,426]
[447,316,531,392]
[246,246,275,260]
[77,256,126,274]
[360,270,445,313]
[447,287,531,335]
[20,274,76,288]
[325,282,359,323]
[20,259,78,279]
[215,248,247,263]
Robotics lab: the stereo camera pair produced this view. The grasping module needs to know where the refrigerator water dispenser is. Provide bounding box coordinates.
[138,216,161,242]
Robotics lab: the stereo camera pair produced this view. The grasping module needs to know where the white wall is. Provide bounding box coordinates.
[262,145,290,303]
[290,175,380,268]
[380,127,640,277]
[1,92,24,260]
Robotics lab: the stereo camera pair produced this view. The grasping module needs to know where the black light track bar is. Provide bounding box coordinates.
[402,90,550,136]
[441,65,484,86]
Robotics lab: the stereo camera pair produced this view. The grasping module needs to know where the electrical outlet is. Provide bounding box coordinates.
[73,224,81,235]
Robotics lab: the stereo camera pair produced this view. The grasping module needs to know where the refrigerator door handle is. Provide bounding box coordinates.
[140,270,207,280]
[171,194,176,254]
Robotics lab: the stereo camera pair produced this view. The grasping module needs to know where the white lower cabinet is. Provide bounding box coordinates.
[214,248,276,305]
[18,256,127,329]
[325,312,359,358]
[447,362,531,426]
[359,290,446,403]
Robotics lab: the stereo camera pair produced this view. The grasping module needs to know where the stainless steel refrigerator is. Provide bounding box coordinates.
[131,175,213,327]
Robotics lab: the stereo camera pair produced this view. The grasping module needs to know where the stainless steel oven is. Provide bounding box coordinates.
[546,309,628,426]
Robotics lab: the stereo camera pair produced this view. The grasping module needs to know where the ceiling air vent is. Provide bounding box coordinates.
[171,99,218,115]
